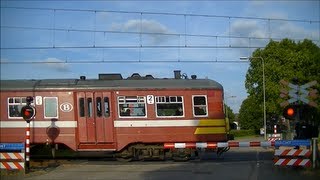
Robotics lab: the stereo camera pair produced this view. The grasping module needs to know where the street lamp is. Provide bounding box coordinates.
[240,56,267,140]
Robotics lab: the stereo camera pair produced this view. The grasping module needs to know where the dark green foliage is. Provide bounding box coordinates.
[229,129,257,137]
[225,104,235,122]
[239,39,320,131]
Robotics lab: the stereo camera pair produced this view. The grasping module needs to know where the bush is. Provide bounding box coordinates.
[229,129,256,137]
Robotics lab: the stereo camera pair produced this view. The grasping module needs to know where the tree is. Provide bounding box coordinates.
[238,96,262,130]
[239,39,320,131]
[224,104,235,122]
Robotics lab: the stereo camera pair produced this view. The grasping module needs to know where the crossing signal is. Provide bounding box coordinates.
[21,96,36,123]
[21,105,36,122]
[283,105,297,120]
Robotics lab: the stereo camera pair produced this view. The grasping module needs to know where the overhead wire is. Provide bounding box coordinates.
[1,6,319,64]
[1,6,319,23]
[0,60,250,64]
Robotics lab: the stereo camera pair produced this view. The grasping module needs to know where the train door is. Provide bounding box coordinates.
[77,92,114,144]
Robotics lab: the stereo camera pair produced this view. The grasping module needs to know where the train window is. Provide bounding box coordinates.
[87,98,93,117]
[156,96,165,102]
[96,97,102,117]
[8,97,32,118]
[44,97,58,118]
[156,96,184,117]
[104,97,110,117]
[118,96,146,117]
[79,98,85,117]
[193,96,208,117]
[169,96,177,102]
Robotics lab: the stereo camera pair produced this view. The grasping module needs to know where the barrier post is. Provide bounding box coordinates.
[21,96,36,173]
[25,122,30,173]
[312,138,318,169]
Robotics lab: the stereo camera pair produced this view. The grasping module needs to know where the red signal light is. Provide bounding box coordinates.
[287,108,294,116]
[21,105,36,122]
[283,105,297,120]
[24,110,30,116]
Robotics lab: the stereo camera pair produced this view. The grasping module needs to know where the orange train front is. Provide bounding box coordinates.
[0,70,230,161]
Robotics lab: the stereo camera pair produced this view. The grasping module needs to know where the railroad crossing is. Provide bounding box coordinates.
[280,80,318,107]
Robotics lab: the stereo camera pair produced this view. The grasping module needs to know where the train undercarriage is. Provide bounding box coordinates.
[115,143,230,162]
[29,140,230,162]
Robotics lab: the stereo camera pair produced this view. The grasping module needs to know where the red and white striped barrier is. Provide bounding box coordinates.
[274,148,312,167]
[274,158,311,167]
[268,133,281,142]
[164,141,275,149]
[0,152,25,170]
[275,149,311,157]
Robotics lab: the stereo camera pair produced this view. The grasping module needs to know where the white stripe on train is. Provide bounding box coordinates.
[1,119,224,128]
[0,121,77,128]
[114,120,204,127]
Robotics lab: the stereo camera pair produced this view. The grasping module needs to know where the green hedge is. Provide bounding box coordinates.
[229,129,257,137]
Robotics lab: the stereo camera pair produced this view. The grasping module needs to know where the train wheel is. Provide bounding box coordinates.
[116,149,133,162]
[116,156,133,162]
[172,155,190,161]
[172,149,191,161]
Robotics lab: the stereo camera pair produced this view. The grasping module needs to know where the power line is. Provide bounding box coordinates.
[0,60,249,64]
[2,6,319,23]
[1,7,318,50]
[2,25,318,43]
[1,6,318,65]
[1,45,268,50]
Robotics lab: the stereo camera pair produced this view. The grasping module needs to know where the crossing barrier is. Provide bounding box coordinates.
[0,143,25,172]
[164,139,318,168]
[274,149,312,167]
[164,141,275,149]
[267,133,282,142]
[273,139,317,168]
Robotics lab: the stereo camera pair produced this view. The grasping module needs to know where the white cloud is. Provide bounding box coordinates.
[272,21,319,41]
[111,19,172,44]
[43,58,70,72]
[229,18,319,50]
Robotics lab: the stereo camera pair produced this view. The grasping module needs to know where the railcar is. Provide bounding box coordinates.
[0,71,230,161]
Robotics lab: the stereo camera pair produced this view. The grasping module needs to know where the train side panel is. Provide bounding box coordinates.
[0,90,77,150]
[113,89,227,150]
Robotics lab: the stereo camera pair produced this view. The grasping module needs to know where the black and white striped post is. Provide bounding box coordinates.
[25,122,31,173]
[21,96,36,173]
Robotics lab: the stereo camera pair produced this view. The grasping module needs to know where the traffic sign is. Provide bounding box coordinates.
[309,89,318,98]
[300,80,317,89]
[280,80,318,107]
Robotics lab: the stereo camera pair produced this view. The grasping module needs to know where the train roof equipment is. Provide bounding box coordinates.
[0,71,223,91]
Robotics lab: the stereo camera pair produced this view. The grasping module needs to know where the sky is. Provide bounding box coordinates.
[1,0,319,113]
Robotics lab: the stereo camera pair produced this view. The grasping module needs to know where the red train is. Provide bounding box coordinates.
[0,70,229,160]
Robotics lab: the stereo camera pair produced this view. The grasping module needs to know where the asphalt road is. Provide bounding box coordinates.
[2,147,318,180]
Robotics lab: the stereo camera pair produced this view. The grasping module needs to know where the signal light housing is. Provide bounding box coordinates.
[21,96,36,122]
[21,105,36,122]
[283,105,298,120]
[26,96,33,105]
